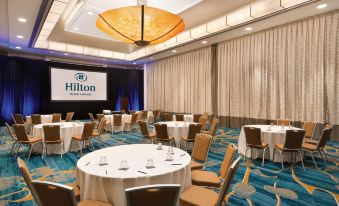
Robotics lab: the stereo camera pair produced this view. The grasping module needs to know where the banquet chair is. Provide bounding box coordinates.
[180,123,202,151]
[302,127,332,168]
[243,127,269,167]
[193,114,202,123]
[71,122,96,155]
[136,111,143,121]
[202,112,209,117]
[125,113,139,131]
[191,143,237,188]
[92,118,106,147]
[153,110,162,122]
[42,125,64,158]
[113,114,124,133]
[179,157,241,206]
[154,123,175,146]
[5,122,19,156]
[198,116,208,132]
[88,113,96,122]
[64,112,74,122]
[121,110,126,114]
[138,121,157,143]
[12,114,26,124]
[163,113,173,121]
[52,113,62,123]
[175,114,184,121]
[277,119,290,126]
[141,110,148,122]
[31,114,42,125]
[305,124,333,145]
[273,129,305,169]
[201,118,219,142]
[205,112,214,130]
[190,134,211,170]
[31,180,111,206]
[12,124,43,160]
[125,184,180,206]
[129,110,136,115]
[96,113,105,130]
[302,121,316,140]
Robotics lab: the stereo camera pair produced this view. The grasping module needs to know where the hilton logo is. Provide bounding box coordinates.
[65,72,95,92]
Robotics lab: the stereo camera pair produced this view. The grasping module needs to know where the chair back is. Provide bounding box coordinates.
[88,113,95,121]
[12,114,25,124]
[130,110,136,114]
[187,124,202,141]
[175,114,184,121]
[154,124,169,141]
[43,125,61,143]
[113,114,122,126]
[65,112,74,122]
[138,121,150,136]
[31,180,77,206]
[137,112,143,121]
[126,184,180,206]
[219,143,237,179]
[193,114,202,123]
[283,130,305,151]
[202,112,209,117]
[97,114,105,123]
[208,112,214,124]
[5,123,16,141]
[243,127,262,147]
[209,118,219,136]
[121,110,126,114]
[12,124,29,142]
[153,110,159,118]
[97,118,107,135]
[52,113,61,123]
[317,127,332,149]
[303,121,316,138]
[163,113,173,121]
[130,113,138,124]
[81,122,95,140]
[277,119,290,126]
[31,114,42,125]
[215,157,241,206]
[191,134,211,162]
[17,158,41,205]
[141,111,148,119]
[198,116,208,130]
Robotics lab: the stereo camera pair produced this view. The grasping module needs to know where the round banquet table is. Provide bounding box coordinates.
[104,114,132,131]
[76,144,191,206]
[238,125,302,162]
[172,115,193,122]
[26,115,53,124]
[32,122,84,154]
[155,121,197,147]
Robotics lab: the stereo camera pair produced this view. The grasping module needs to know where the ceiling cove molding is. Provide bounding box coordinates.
[33,0,315,62]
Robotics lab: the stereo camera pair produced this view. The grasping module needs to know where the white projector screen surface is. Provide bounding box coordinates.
[50,68,107,101]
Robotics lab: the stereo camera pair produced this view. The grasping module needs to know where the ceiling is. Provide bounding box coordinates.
[0,0,338,67]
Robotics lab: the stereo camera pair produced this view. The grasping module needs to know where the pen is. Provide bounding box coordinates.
[137,170,147,174]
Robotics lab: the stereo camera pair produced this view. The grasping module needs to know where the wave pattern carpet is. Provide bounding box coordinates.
[0,125,338,206]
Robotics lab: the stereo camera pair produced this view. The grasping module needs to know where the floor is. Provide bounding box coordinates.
[0,125,338,206]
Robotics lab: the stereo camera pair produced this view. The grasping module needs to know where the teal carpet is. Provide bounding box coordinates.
[0,125,338,206]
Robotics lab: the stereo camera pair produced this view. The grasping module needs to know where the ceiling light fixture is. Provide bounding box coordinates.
[133,62,137,64]
[87,11,94,15]
[316,4,327,9]
[172,50,177,53]
[245,27,252,31]
[64,53,69,55]
[73,27,79,31]
[16,35,24,39]
[15,46,22,49]
[201,40,207,44]
[96,0,185,47]
[18,18,27,23]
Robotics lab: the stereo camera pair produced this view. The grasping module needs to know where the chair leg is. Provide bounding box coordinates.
[28,145,33,160]
[322,149,329,162]
[273,148,275,162]
[262,148,265,167]
[243,148,248,162]
[10,143,17,156]
[78,141,83,155]
[318,150,328,168]
[280,152,284,170]
[299,151,305,170]
[310,152,319,169]
[15,143,21,157]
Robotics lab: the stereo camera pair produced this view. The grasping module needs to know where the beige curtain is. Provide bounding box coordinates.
[145,47,212,114]
[217,10,339,125]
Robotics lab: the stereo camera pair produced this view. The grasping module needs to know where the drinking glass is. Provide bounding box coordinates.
[99,156,108,166]
[157,142,162,150]
[120,160,129,169]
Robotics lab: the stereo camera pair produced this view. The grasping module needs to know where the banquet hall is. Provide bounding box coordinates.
[0,0,338,205]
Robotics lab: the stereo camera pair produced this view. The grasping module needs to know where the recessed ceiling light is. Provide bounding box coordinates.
[15,46,22,49]
[245,27,252,31]
[201,41,207,44]
[64,53,69,56]
[16,35,24,39]
[133,62,137,65]
[87,11,94,15]
[316,4,327,9]
[172,50,177,53]
[73,27,79,31]
[18,18,27,23]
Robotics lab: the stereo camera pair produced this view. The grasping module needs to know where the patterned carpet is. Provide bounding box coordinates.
[0,125,338,206]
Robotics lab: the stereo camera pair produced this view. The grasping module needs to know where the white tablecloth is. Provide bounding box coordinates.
[32,122,84,154]
[172,115,193,122]
[76,144,191,206]
[104,114,132,132]
[26,115,53,124]
[155,121,197,147]
[238,125,302,162]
